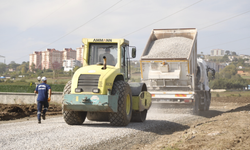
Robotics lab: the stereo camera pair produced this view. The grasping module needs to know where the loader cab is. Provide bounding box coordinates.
[82,38,135,82]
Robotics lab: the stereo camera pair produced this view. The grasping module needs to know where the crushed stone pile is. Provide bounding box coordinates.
[142,37,193,59]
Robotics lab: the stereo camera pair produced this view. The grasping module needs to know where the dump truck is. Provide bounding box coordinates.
[62,38,152,126]
[140,28,214,113]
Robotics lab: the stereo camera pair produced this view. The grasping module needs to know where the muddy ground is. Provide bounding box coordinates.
[134,97,250,150]
[0,96,250,150]
[0,103,62,121]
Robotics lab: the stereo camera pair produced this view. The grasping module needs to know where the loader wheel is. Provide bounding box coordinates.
[109,80,132,126]
[62,80,87,125]
[61,80,72,114]
[131,110,147,122]
[64,111,87,125]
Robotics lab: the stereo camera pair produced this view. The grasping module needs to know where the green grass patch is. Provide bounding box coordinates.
[0,84,65,93]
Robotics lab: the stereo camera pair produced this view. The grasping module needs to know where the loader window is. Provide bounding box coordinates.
[121,45,130,81]
[88,43,117,66]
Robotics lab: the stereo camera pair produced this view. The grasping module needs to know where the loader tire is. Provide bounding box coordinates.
[64,111,87,125]
[62,80,72,113]
[131,110,147,122]
[109,80,132,126]
[62,80,87,125]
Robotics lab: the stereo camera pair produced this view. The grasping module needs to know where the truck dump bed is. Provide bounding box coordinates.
[140,28,197,100]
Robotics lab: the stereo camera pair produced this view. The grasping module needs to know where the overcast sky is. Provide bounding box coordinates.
[0,0,250,64]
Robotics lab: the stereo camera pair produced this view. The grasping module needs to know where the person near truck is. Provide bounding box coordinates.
[34,76,51,124]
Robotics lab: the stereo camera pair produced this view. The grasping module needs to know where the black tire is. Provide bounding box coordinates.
[61,80,72,113]
[199,92,206,111]
[62,80,87,125]
[131,110,147,122]
[109,80,132,126]
[63,111,87,125]
[87,112,109,121]
[193,93,200,115]
[205,91,211,111]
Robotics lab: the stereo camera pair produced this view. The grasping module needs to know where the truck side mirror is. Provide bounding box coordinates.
[132,48,136,58]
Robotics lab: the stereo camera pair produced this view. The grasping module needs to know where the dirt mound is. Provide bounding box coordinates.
[0,104,62,121]
[212,96,250,103]
[158,105,250,150]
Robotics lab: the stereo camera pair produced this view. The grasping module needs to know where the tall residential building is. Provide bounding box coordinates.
[211,49,225,56]
[41,48,63,70]
[29,48,79,71]
[29,51,42,70]
[76,45,84,64]
[62,48,76,60]
[63,59,82,72]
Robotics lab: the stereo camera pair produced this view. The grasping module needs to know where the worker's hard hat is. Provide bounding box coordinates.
[37,76,41,81]
[41,76,47,81]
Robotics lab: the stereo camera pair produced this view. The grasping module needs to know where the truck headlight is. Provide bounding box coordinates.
[75,88,83,93]
[92,88,100,93]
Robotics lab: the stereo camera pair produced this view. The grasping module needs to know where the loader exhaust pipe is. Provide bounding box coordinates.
[103,56,106,69]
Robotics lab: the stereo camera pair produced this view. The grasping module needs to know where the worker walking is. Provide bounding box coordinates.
[34,76,51,124]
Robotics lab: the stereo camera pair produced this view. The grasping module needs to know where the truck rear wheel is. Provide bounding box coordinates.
[205,91,211,111]
[62,80,87,125]
[193,93,200,114]
[109,80,132,126]
[131,110,147,122]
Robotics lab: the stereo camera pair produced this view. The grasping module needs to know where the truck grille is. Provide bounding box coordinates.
[77,74,100,92]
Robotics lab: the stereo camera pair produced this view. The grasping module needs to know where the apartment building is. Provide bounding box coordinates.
[29,51,42,70]
[63,59,82,72]
[30,47,82,71]
[62,48,76,60]
[76,45,84,63]
[211,49,225,56]
[41,48,63,70]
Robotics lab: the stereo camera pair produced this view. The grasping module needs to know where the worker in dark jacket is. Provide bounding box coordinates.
[34,76,51,124]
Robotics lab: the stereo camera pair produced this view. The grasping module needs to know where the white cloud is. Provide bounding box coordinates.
[0,0,250,63]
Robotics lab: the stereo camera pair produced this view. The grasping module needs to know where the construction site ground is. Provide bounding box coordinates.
[0,93,250,150]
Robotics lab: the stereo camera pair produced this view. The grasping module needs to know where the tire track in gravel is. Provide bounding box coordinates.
[0,107,204,150]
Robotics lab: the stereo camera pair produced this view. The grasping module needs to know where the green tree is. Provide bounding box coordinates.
[73,66,80,72]
[225,50,230,55]
[0,63,6,74]
[30,63,35,72]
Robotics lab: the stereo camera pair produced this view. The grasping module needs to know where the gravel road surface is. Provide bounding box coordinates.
[0,104,201,150]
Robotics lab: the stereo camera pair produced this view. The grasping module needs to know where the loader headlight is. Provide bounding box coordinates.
[75,88,83,93]
[92,88,100,93]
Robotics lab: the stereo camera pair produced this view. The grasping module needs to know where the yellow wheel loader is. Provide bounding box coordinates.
[62,38,151,126]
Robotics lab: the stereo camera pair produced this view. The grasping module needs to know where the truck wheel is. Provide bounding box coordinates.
[131,110,147,122]
[64,111,87,125]
[199,92,206,111]
[193,93,200,115]
[205,91,211,111]
[109,80,132,126]
[62,80,87,125]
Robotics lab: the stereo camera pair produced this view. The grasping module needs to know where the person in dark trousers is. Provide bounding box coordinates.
[34,76,51,124]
